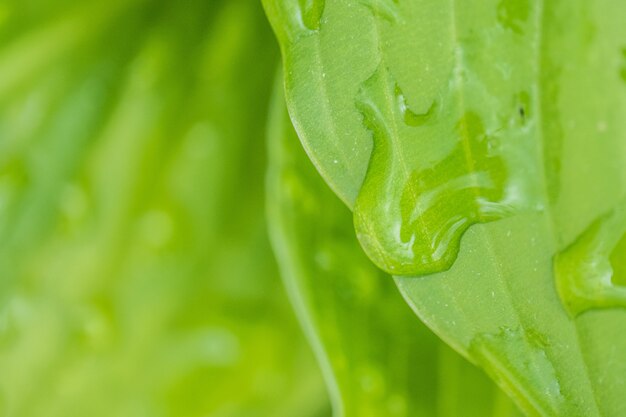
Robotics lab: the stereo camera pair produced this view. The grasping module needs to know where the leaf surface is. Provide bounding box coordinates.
[264,0,626,415]
[266,76,524,417]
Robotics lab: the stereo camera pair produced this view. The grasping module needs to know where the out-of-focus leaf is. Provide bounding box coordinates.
[266,76,523,417]
[263,0,626,416]
[0,1,328,416]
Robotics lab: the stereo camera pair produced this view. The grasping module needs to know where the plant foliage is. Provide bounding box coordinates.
[264,0,626,415]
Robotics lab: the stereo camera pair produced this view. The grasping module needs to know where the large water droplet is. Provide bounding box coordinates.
[353,65,530,276]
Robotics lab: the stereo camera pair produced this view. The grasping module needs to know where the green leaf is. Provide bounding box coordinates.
[266,76,524,417]
[264,0,626,415]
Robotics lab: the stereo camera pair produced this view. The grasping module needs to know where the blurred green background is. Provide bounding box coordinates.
[0,1,331,416]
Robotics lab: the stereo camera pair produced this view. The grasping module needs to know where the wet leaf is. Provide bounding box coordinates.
[264,0,626,415]
[266,77,523,417]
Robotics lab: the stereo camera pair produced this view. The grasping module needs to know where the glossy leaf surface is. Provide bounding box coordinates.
[266,78,523,417]
[264,0,626,415]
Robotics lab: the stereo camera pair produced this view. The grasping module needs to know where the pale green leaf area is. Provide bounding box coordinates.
[264,0,626,416]
[0,1,329,416]
[266,77,525,417]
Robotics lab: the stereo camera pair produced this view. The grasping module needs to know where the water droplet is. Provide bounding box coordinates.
[395,84,436,127]
[555,200,626,316]
[353,65,538,276]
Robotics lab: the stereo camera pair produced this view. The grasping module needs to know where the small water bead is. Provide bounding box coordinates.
[394,85,437,127]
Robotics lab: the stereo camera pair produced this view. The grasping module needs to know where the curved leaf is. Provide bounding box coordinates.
[266,75,523,417]
[264,0,626,415]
